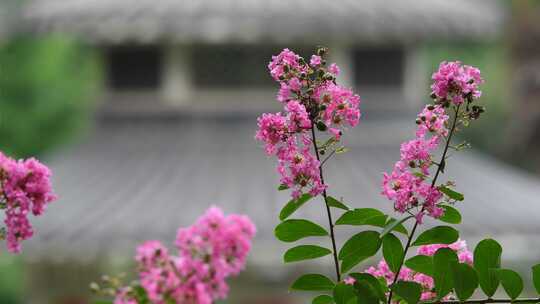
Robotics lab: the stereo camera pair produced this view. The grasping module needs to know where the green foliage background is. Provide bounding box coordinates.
[0,254,23,304]
[0,35,100,157]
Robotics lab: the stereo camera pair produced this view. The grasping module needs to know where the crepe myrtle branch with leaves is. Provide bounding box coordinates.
[256,49,540,304]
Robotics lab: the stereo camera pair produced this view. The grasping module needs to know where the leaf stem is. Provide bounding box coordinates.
[310,125,341,282]
[386,104,461,304]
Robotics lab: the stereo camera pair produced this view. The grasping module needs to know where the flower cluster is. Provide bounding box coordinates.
[431,61,483,106]
[0,152,56,253]
[382,62,483,223]
[114,207,256,304]
[345,240,473,302]
[257,47,361,198]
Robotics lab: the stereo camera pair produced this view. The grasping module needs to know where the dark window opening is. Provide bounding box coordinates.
[353,48,404,87]
[106,46,162,90]
[192,45,312,88]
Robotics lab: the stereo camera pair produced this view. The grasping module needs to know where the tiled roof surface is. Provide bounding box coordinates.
[20,114,540,266]
[22,0,504,43]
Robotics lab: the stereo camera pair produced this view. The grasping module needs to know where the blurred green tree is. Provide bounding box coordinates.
[0,254,23,304]
[0,35,100,157]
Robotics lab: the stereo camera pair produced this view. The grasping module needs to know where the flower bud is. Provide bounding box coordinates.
[317,47,328,56]
[89,282,100,293]
[430,92,437,99]
[415,118,422,125]
[427,104,435,110]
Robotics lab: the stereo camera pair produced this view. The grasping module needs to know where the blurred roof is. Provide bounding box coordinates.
[22,0,504,44]
[21,115,540,268]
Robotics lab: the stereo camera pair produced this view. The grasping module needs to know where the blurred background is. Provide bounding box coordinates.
[0,0,539,303]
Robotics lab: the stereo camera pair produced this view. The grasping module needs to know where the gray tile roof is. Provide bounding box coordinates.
[22,0,504,43]
[19,113,540,266]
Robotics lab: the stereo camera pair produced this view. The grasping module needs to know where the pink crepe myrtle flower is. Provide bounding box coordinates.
[255,112,289,155]
[268,48,305,81]
[364,240,473,302]
[431,61,483,105]
[285,100,312,133]
[317,83,361,129]
[381,158,444,221]
[117,207,255,304]
[0,152,56,253]
[277,137,326,198]
[310,55,322,67]
[258,48,362,199]
[381,61,482,220]
[328,63,340,76]
[416,104,449,138]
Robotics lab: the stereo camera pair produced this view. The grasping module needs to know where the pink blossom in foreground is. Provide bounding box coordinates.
[0,152,56,253]
[346,240,473,302]
[257,48,361,199]
[116,207,255,304]
[431,61,483,105]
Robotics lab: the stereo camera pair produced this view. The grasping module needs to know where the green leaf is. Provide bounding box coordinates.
[496,269,523,300]
[275,219,328,242]
[392,281,422,304]
[278,184,289,191]
[382,233,404,273]
[313,295,334,304]
[326,196,350,210]
[291,274,335,291]
[405,255,434,276]
[433,248,458,299]
[438,185,464,201]
[350,273,385,304]
[381,216,412,237]
[533,264,540,294]
[335,208,386,227]
[284,245,332,263]
[451,263,479,301]
[338,231,381,273]
[438,205,462,224]
[412,226,459,246]
[333,283,356,304]
[473,238,502,297]
[279,194,312,221]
